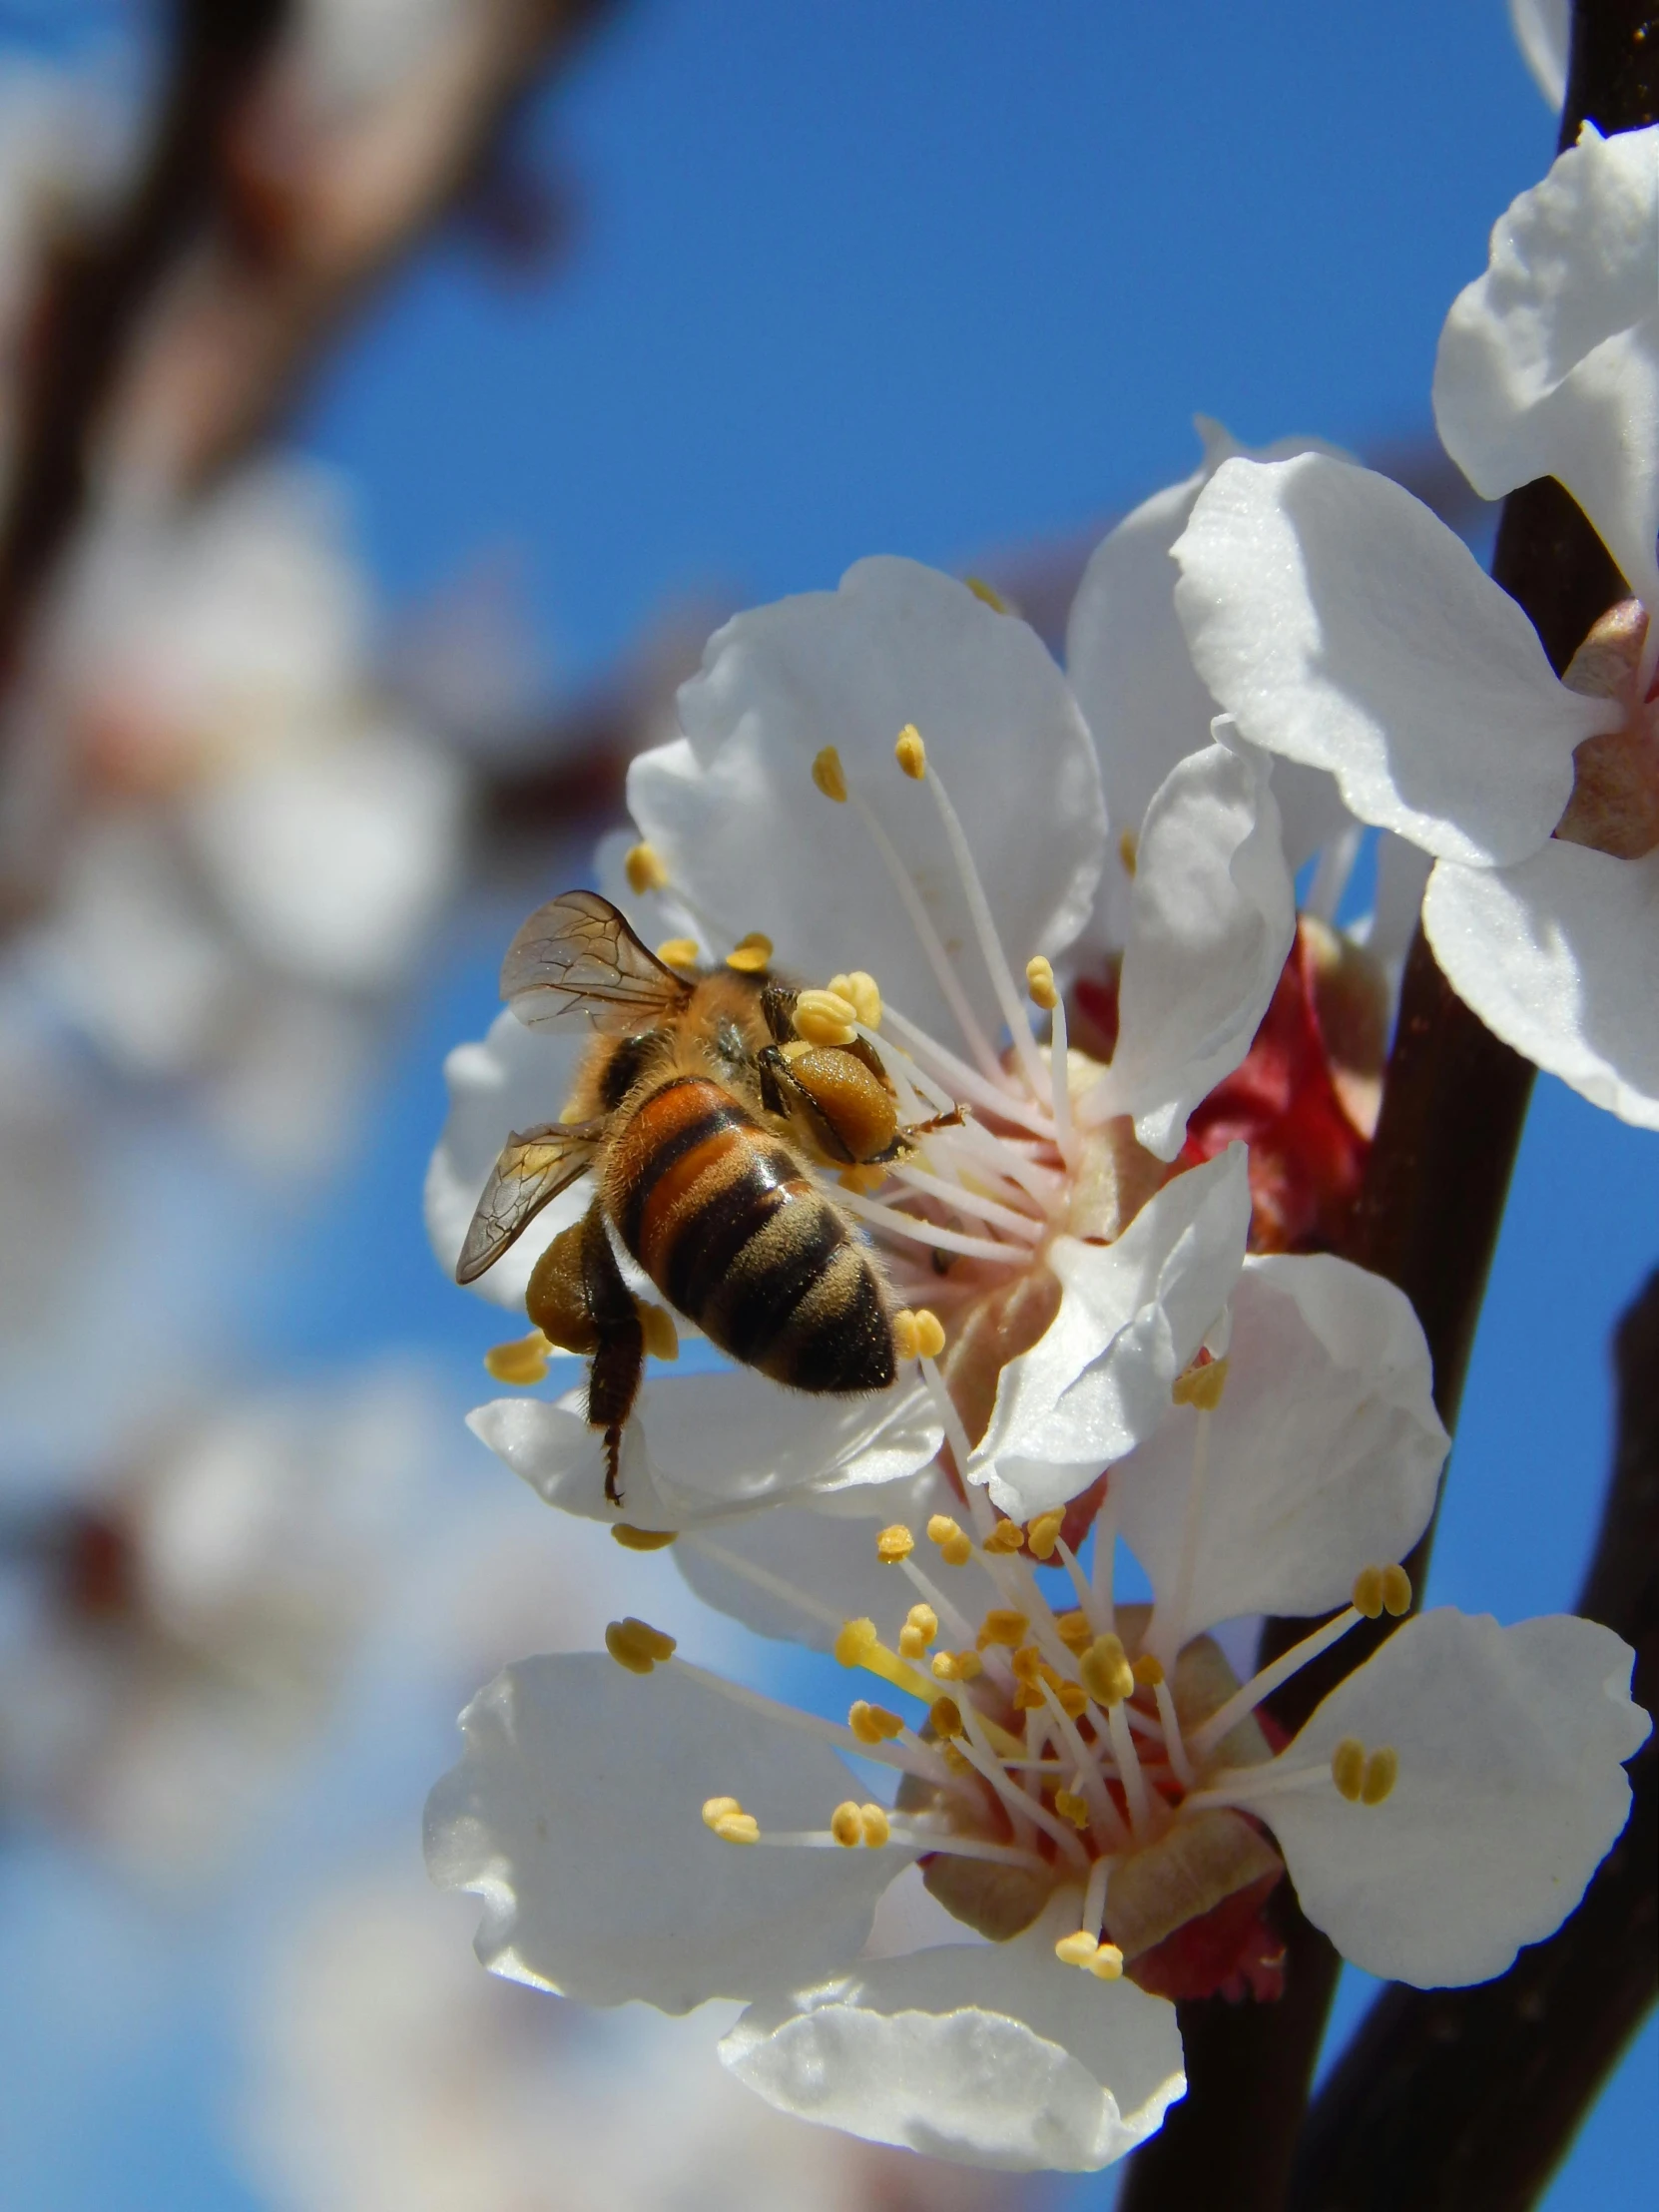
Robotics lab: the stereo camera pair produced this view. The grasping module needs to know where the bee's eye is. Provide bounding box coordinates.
[601,1030,669,1109]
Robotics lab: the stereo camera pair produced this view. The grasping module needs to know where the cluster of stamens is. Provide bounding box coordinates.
[604,1389,1410,1983]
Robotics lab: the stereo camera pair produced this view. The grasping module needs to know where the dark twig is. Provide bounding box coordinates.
[107,0,619,493]
[1119,8,1654,2204]
[1285,1273,1658,2210]
[0,0,292,682]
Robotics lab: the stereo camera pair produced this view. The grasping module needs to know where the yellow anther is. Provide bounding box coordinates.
[897,1604,938,1661]
[876,1523,915,1564]
[1133,1653,1166,1689]
[1080,1633,1135,1708]
[835,1617,879,1668]
[610,1523,678,1552]
[929,1697,964,1739]
[1332,1738,1366,1802]
[983,1520,1026,1556]
[1361,1747,1398,1806]
[977,1608,1030,1650]
[1053,1679,1088,1720]
[892,1311,920,1362]
[1172,1356,1230,1411]
[965,575,1009,612]
[726,931,774,974]
[638,1304,680,1362]
[941,1743,970,1775]
[848,1700,905,1745]
[812,746,848,803]
[624,841,669,895]
[1010,1644,1042,1683]
[860,1803,891,1848]
[794,988,859,1047]
[702,1796,743,1829]
[714,1811,759,1845]
[1054,1931,1101,1967]
[912,1309,945,1360]
[1118,829,1139,877]
[828,970,883,1029]
[1352,1566,1384,1620]
[1025,955,1059,1012]
[483,1331,551,1386]
[927,1514,973,1567]
[894,724,927,779]
[1089,1942,1125,1981]
[930,1648,983,1682]
[1054,1789,1091,1831]
[604,1617,678,1675]
[1381,1564,1412,1617]
[1055,1610,1093,1654]
[830,1801,863,1847]
[838,1164,889,1195]
[656,937,701,971]
[1026,1508,1065,1562]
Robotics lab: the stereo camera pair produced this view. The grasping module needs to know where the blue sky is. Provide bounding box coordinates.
[3,3,1653,2205]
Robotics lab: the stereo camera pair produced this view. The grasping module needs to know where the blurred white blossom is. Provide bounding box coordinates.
[0,1370,437,1878]
[242,1860,1035,2212]
[14,462,467,1169]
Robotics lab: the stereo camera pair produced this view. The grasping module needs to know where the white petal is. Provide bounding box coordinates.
[1173,454,1616,865]
[1423,843,1659,1129]
[184,723,463,990]
[424,1652,900,2011]
[973,1145,1252,1519]
[1508,0,1569,108]
[1066,421,1349,942]
[424,1008,592,1310]
[1225,1610,1650,1987]
[720,1923,1184,2172]
[1434,123,1659,628]
[634,558,1107,1047]
[1099,726,1296,1160]
[470,1368,943,1531]
[675,1467,996,1651]
[1111,1256,1447,1642]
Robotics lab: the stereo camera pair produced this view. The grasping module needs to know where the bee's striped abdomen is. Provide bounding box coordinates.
[607,1076,894,1393]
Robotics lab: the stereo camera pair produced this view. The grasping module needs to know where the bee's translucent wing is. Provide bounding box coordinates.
[456,1120,602,1284]
[502,890,692,1033]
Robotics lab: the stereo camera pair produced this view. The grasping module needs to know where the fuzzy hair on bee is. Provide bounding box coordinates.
[456,891,956,1505]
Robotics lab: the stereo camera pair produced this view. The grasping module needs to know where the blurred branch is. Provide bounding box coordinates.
[108,0,619,492]
[0,0,292,681]
[1119,9,1654,2204]
[1286,1271,1658,2210]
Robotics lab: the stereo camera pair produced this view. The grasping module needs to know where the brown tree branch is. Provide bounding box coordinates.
[1119,7,1655,2203]
[0,0,292,681]
[1284,1273,1658,2211]
[106,0,617,494]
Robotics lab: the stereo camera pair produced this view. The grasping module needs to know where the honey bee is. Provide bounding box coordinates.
[456,890,956,1504]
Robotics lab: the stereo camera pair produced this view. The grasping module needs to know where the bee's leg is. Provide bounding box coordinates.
[757,1043,857,1163]
[580,1204,645,1507]
[526,1200,644,1507]
[760,982,800,1044]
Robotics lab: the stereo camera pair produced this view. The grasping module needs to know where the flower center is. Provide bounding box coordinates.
[1554,600,1659,861]
[633,1393,1413,1995]
[791,726,1172,1453]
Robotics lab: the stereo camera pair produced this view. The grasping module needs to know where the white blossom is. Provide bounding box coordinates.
[434,553,1296,1530]
[427,1247,1646,2165]
[1173,448,1659,1127]
[1435,123,1659,643]
[19,463,466,1168]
